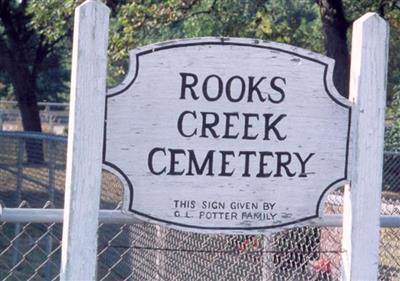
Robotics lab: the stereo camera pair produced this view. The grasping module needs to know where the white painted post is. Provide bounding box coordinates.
[60,1,109,280]
[342,13,389,281]
[261,235,274,281]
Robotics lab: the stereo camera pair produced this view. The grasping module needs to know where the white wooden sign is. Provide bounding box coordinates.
[104,38,352,232]
[62,3,387,279]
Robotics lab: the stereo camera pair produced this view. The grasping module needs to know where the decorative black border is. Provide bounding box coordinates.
[103,40,352,231]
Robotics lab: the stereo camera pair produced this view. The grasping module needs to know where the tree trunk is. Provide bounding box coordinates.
[17,90,42,132]
[10,66,44,164]
[17,91,44,164]
[317,0,350,98]
[0,0,46,163]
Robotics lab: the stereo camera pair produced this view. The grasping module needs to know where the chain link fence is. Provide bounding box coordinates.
[0,131,400,280]
[0,101,68,134]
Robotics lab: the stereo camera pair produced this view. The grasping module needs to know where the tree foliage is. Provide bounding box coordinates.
[107,0,325,83]
[0,0,399,142]
[107,0,399,100]
[386,90,400,150]
[0,0,73,136]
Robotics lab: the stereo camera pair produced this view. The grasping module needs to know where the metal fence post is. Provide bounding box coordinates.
[12,137,24,267]
[15,137,23,204]
[48,140,55,203]
[2,130,400,280]
[44,140,56,280]
[0,112,3,131]
[262,236,274,281]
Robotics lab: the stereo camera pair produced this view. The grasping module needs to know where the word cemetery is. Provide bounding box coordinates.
[104,38,351,231]
[61,1,388,280]
[148,72,314,178]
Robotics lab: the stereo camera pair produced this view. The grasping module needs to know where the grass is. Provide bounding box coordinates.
[0,158,399,280]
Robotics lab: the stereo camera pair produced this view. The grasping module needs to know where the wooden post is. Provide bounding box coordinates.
[60,1,109,280]
[342,13,389,281]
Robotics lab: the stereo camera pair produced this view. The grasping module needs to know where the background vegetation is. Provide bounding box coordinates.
[0,0,399,146]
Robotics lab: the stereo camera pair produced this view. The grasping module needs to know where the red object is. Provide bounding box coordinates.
[311,259,331,273]
[238,236,260,252]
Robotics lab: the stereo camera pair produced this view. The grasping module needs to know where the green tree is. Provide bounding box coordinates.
[0,0,74,133]
[0,0,124,129]
[108,0,399,100]
[317,0,400,98]
[1,0,399,133]
[107,0,324,83]
[0,0,80,162]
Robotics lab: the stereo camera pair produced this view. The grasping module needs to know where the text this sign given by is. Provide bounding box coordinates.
[103,38,352,233]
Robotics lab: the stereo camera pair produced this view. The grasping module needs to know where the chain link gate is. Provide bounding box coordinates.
[0,131,400,280]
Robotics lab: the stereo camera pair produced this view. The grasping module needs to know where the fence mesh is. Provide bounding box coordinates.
[1,132,400,280]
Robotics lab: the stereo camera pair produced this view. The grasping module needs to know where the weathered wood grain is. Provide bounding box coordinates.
[60,1,110,280]
[341,13,389,281]
[105,38,352,233]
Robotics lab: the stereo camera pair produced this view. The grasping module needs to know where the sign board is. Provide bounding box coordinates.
[103,38,352,233]
[62,6,387,279]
